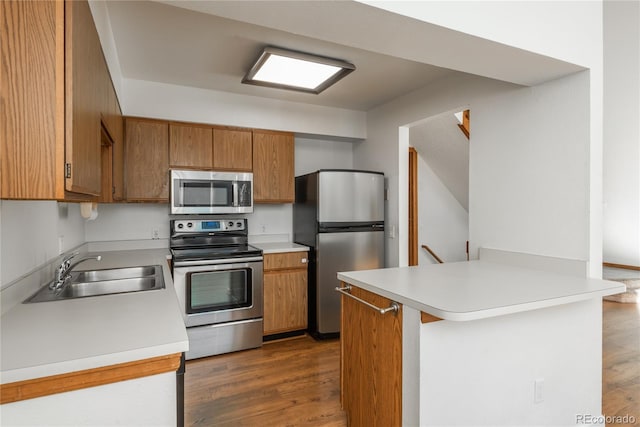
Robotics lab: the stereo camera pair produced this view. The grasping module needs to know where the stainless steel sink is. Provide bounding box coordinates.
[71,266,158,283]
[25,265,165,303]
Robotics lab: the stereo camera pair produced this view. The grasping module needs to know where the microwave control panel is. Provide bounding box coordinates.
[173,219,245,233]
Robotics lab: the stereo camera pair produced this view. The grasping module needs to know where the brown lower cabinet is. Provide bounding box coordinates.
[340,283,402,426]
[263,252,308,336]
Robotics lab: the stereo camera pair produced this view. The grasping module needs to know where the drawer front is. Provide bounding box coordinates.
[264,251,308,271]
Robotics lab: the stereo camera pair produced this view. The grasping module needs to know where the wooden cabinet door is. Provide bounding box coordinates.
[264,252,309,271]
[341,284,402,426]
[64,0,102,196]
[110,96,124,201]
[99,56,123,203]
[124,118,169,201]
[1,0,64,199]
[169,124,213,169]
[213,129,252,171]
[263,252,309,336]
[263,270,308,335]
[252,131,294,203]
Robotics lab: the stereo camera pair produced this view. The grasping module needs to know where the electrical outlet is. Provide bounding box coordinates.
[261,224,266,233]
[152,228,160,240]
[534,378,544,403]
[58,236,65,254]
[388,225,396,239]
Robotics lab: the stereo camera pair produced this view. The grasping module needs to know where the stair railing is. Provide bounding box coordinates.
[421,244,444,264]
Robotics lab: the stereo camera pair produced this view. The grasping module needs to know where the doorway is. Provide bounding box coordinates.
[407,109,470,265]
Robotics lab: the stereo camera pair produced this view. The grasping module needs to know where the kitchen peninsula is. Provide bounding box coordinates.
[337,249,626,426]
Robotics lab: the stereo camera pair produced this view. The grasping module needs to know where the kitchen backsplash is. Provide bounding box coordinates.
[84,203,294,242]
[0,201,85,288]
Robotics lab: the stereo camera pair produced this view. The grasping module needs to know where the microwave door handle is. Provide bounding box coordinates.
[178,181,184,207]
[232,182,239,207]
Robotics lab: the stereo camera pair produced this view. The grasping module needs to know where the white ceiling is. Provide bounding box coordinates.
[105,1,454,111]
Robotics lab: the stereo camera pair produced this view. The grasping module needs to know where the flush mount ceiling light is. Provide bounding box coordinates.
[242,47,355,94]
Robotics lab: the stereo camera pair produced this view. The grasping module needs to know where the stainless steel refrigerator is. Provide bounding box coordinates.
[294,170,385,338]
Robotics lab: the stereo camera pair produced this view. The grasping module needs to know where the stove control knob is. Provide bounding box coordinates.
[228,221,234,228]
[177,223,184,229]
[236,221,242,228]
[187,222,193,228]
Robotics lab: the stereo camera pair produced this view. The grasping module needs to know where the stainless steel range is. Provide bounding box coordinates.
[170,218,263,360]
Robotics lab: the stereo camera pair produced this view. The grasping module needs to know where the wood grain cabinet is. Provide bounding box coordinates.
[263,251,309,336]
[1,0,122,200]
[213,128,252,171]
[340,284,402,426]
[169,124,213,169]
[100,60,124,202]
[124,118,169,201]
[169,124,252,172]
[252,131,295,203]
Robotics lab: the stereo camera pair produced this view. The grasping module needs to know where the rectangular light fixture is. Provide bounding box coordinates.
[242,46,355,94]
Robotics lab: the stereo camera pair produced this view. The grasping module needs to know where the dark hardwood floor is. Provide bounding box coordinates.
[185,302,638,426]
[185,336,347,426]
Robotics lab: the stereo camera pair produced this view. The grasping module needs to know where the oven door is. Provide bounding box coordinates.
[173,258,263,328]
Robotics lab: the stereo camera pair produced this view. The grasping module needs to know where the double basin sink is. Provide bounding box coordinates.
[26,265,165,303]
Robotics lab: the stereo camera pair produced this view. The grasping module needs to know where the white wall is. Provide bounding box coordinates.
[417,299,602,425]
[355,72,517,267]
[603,0,640,267]
[415,155,468,265]
[295,136,354,176]
[410,111,470,211]
[470,72,592,263]
[122,78,366,140]
[84,202,295,242]
[355,1,603,277]
[0,201,85,288]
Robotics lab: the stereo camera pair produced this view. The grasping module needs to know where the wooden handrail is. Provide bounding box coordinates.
[458,109,470,139]
[421,245,444,264]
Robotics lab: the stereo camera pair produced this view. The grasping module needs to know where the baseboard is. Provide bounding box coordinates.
[603,262,640,271]
[263,330,306,342]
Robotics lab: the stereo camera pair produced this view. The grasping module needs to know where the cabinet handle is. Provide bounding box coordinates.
[301,258,308,263]
[335,285,399,315]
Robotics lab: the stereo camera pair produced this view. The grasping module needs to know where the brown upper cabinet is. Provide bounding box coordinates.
[169,124,213,170]
[1,0,121,200]
[101,58,124,202]
[213,128,253,171]
[252,130,295,203]
[124,118,169,202]
[169,124,252,172]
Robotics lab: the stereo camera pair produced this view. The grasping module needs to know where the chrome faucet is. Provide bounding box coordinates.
[50,252,102,292]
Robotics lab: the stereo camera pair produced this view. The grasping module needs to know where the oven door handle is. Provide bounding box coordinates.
[173,256,263,267]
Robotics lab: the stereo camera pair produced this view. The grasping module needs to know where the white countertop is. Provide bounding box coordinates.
[251,242,309,254]
[337,260,626,321]
[0,249,189,384]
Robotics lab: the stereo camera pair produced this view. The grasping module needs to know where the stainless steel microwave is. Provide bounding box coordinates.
[170,170,253,214]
